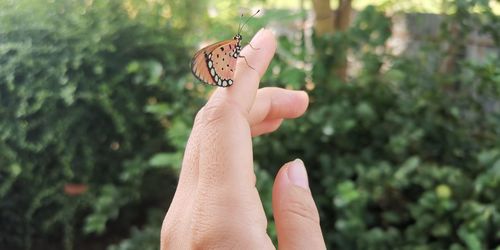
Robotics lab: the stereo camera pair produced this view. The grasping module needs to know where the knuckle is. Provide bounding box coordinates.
[199,96,233,126]
[197,95,244,127]
[193,107,205,125]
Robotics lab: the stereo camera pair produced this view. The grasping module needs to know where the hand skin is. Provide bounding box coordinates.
[161,29,326,250]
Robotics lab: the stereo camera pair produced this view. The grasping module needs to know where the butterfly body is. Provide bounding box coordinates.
[191,35,242,87]
[191,10,260,88]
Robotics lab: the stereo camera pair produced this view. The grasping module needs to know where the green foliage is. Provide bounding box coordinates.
[1,0,499,249]
[0,0,201,249]
[254,2,500,249]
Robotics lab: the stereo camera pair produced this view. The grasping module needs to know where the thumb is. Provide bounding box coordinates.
[272,159,326,250]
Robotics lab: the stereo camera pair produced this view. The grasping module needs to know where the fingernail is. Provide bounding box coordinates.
[287,159,309,189]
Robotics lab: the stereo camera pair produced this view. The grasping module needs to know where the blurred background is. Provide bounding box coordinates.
[1,0,499,249]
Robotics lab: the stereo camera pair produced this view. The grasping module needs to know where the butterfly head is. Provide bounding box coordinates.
[233,34,242,41]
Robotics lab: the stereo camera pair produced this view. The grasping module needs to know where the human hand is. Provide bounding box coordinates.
[161,29,325,249]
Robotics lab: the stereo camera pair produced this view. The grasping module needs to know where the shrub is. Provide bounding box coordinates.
[254,4,500,249]
[0,1,198,249]
[1,0,499,249]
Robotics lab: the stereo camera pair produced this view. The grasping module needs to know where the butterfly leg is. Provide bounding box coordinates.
[246,43,260,50]
[238,55,256,70]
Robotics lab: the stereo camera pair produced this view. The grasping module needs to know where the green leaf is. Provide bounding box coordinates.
[478,149,500,165]
[395,156,420,180]
[84,214,107,235]
[144,103,170,115]
[458,228,482,250]
[148,152,181,170]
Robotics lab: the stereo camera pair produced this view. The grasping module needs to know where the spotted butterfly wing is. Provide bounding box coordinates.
[191,35,242,87]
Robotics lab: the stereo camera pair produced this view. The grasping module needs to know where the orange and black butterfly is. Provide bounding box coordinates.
[191,11,259,88]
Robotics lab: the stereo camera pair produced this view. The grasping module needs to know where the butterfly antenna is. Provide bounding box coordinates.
[238,9,260,34]
[237,13,244,34]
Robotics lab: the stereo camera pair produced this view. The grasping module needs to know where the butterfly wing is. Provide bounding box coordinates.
[191,39,239,87]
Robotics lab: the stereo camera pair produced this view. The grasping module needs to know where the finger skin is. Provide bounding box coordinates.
[219,28,277,113]
[196,28,278,189]
[248,87,309,126]
[162,28,323,250]
[248,88,308,136]
[162,29,278,249]
[251,118,283,137]
[186,99,272,248]
[273,160,326,250]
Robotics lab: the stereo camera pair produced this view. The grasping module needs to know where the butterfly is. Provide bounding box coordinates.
[191,11,259,88]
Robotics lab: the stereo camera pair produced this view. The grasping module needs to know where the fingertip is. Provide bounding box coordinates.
[297,90,309,104]
[292,90,309,118]
[272,160,326,250]
[249,28,277,54]
[282,90,309,119]
[287,159,309,189]
[227,28,277,112]
[272,159,297,201]
[274,158,309,194]
[272,160,289,205]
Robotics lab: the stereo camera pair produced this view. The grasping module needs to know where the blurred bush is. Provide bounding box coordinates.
[255,2,500,249]
[0,0,203,249]
[1,0,499,249]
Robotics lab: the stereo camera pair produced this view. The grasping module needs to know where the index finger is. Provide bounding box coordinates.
[212,28,277,113]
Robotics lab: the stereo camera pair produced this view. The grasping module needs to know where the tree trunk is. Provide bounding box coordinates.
[312,0,353,82]
[334,0,352,81]
[335,0,352,31]
[312,0,334,36]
